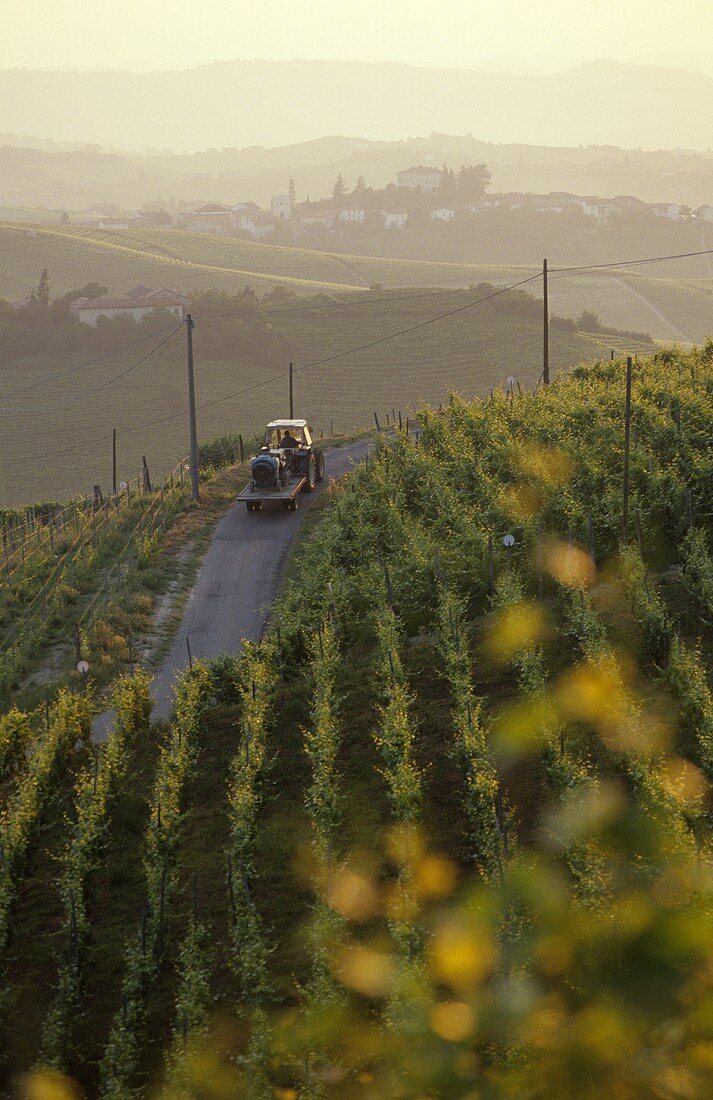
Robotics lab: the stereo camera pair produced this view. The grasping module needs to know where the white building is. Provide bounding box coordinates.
[338,207,365,223]
[98,217,130,229]
[73,288,190,327]
[651,202,681,220]
[396,166,445,192]
[575,199,618,223]
[271,194,293,221]
[696,205,713,223]
[237,214,276,240]
[382,209,408,228]
[431,207,455,221]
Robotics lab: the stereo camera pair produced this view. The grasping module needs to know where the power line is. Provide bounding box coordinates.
[0,318,180,400]
[4,272,542,468]
[2,324,185,413]
[551,247,713,277]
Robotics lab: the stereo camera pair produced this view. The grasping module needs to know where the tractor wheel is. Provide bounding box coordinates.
[315,450,325,482]
[302,454,317,492]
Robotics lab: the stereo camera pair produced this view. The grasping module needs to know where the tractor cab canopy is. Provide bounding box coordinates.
[264,420,312,450]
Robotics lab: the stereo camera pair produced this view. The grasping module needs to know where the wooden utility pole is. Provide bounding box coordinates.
[543,258,550,385]
[112,428,117,495]
[623,356,633,542]
[289,361,294,419]
[185,314,200,502]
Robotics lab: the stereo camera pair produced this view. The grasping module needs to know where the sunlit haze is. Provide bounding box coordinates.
[3,0,712,72]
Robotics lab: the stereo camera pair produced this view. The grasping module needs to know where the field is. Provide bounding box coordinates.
[2,222,712,343]
[1,345,712,1096]
[0,285,614,507]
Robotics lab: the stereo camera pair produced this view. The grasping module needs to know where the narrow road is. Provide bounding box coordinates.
[93,438,371,739]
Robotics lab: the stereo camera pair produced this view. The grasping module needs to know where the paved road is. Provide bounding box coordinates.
[92,438,370,739]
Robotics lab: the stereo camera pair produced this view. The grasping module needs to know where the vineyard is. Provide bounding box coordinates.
[2,343,713,1096]
[1,221,710,341]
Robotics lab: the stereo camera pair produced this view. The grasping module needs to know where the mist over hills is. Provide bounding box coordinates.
[2,131,713,214]
[0,58,711,152]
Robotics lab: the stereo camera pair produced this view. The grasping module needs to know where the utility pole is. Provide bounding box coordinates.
[623,356,633,542]
[112,428,117,495]
[185,314,200,502]
[289,361,294,419]
[543,257,550,386]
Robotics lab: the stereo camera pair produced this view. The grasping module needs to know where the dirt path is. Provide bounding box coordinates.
[92,439,370,739]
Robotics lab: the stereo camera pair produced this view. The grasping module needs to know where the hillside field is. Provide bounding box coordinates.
[1,346,712,1096]
[1,222,712,343]
[0,285,622,507]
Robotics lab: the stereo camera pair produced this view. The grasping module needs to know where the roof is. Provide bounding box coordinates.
[267,419,308,429]
[193,202,232,214]
[397,165,444,175]
[76,290,188,310]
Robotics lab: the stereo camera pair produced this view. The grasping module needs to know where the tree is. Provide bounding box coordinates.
[32,269,50,314]
[455,164,491,203]
[332,174,347,199]
[354,175,367,193]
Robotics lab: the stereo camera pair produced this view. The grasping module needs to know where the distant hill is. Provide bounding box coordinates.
[0,59,711,152]
[2,131,713,213]
[0,223,710,344]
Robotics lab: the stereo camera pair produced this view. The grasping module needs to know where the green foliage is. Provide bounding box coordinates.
[0,689,91,958]
[0,707,33,781]
[100,662,215,1097]
[40,672,152,1069]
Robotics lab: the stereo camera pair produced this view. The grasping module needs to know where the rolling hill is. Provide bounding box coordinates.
[2,222,712,343]
[1,59,711,150]
[0,281,613,507]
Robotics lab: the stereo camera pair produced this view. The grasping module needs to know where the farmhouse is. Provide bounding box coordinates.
[431,207,455,221]
[651,202,681,220]
[396,166,445,192]
[696,205,713,223]
[382,209,408,228]
[97,216,130,229]
[72,288,190,327]
[191,202,233,229]
[337,207,365,223]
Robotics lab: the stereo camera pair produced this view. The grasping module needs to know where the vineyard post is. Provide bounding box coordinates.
[239,435,244,462]
[373,412,381,431]
[112,429,117,495]
[623,356,633,542]
[289,361,294,418]
[488,534,495,592]
[185,314,200,503]
[543,257,550,386]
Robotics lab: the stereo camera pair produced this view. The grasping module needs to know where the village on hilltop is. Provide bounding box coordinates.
[57,165,713,241]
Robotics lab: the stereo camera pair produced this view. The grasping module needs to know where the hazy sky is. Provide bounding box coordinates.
[3,0,711,72]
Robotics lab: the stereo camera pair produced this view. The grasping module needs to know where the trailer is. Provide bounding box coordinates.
[239,419,325,513]
[238,473,306,512]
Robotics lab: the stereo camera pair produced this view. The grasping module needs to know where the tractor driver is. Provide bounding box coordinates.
[281,428,299,449]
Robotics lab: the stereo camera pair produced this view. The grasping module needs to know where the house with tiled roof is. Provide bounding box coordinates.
[72,288,190,327]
